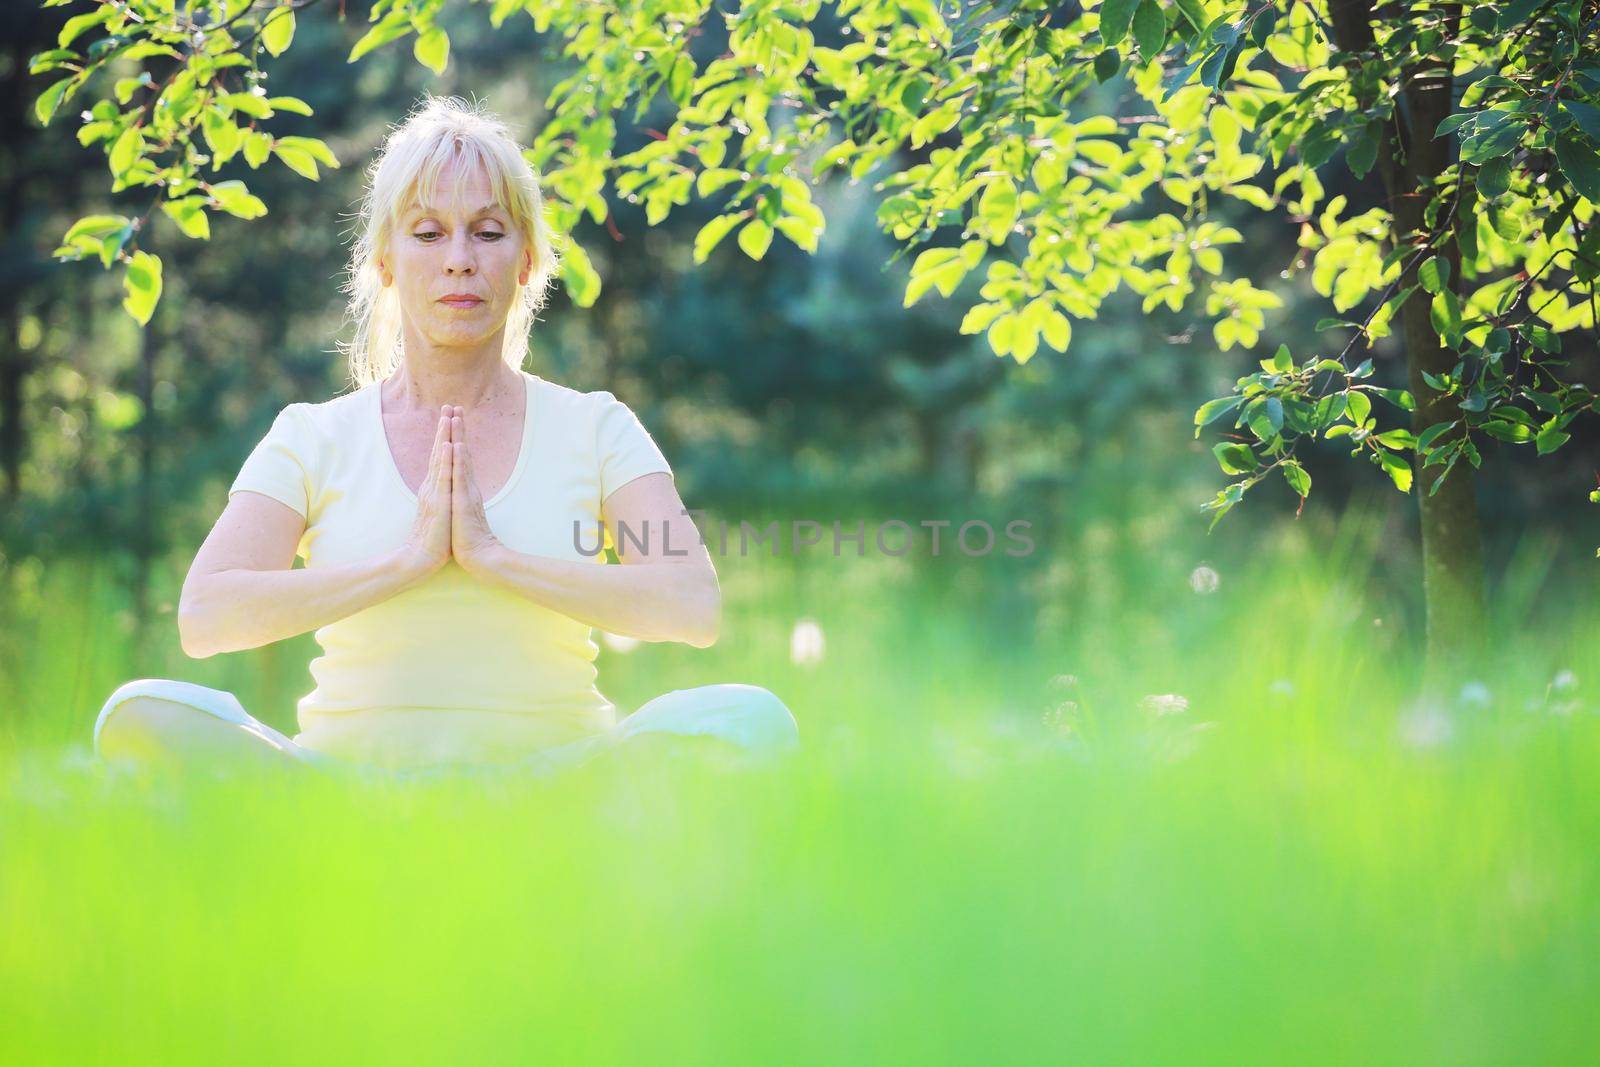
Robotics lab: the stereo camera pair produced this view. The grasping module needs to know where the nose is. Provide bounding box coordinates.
[443,230,475,276]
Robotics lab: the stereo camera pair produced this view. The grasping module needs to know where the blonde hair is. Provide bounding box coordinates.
[339,94,561,389]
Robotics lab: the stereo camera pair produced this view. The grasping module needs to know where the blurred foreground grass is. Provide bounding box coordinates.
[2,508,1598,1064]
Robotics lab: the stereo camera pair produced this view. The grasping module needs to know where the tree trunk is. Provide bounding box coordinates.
[0,315,23,510]
[132,320,157,666]
[1328,0,1487,685]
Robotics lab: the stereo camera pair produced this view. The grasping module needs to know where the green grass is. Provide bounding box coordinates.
[2,509,1598,1064]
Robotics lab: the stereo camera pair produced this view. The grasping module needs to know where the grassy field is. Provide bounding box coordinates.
[2,509,1597,1064]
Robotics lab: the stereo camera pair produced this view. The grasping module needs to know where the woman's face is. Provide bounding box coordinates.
[379,158,533,353]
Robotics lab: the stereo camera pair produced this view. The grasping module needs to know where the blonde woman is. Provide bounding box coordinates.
[91,96,798,774]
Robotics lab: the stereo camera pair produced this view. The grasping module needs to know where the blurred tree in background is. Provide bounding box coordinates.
[6,0,1600,698]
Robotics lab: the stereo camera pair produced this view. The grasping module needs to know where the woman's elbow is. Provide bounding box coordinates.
[684,577,722,648]
[177,605,218,659]
[176,584,221,659]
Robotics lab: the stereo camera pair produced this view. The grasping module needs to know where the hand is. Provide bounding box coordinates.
[399,406,454,582]
[450,405,503,577]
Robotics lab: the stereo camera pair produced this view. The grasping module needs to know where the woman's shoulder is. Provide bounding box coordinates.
[529,372,638,424]
[281,383,374,442]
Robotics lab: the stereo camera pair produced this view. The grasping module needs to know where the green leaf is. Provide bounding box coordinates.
[35,76,76,126]
[1372,429,1418,449]
[273,143,320,180]
[202,107,243,165]
[1563,100,1600,143]
[1418,255,1450,294]
[1248,6,1277,46]
[667,54,695,108]
[1554,132,1600,203]
[62,214,128,245]
[1346,122,1378,179]
[275,136,339,169]
[959,302,1005,335]
[1346,390,1372,424]
[209,180,268,220]
[1477,157,1511,200]
[1373,388,1415,411]
[1213,442,1258,475]
[1132,0,1167,56]
[1172,0,1210,35]
[122,251,162,327]
[1313,392,1348,429]
[244,130,273,169]
[977,177,1019,244]
[1535,421,1570,455]
[560,238,601,307]
[266,95,314,117]
[1094,48,1122,83]
[109,126,142,176]
[775,215,822,253]
[58,8,111,49]
[1378,449,1413,493]
[737,218,773,260]
[904,247,967,306]
[693,214,740,263]
[261,6,296,57]
[1100,0,1138,47]
[161,197,210,240]
[1480,420,1533,443]
[1193,395,1243,436]
[1524,323,1559,353]
[224,91,274,120]
[348,15,413,63]
[1415,421,1455,453]
[1270,344,1293,374]
[414,27,449,75]
[1282,460,1311,497]
[1041,308,1071,352]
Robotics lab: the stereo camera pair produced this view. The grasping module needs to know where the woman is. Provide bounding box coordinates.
[92,96,798,775]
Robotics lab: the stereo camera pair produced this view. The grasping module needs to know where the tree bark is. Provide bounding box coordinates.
[132,320,157,665]
[1327,0,1487,684]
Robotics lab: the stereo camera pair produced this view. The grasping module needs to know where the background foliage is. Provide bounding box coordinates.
[3,5,1600,1057]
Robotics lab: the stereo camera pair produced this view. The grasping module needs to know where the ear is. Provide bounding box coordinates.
[377,257,392,287]
[519,246,533,286]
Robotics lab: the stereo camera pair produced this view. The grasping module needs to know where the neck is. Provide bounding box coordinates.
[385,331,520,414]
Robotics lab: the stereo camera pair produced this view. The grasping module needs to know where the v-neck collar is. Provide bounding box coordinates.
[372,371,538,509]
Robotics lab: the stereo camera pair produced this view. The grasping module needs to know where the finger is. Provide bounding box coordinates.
[452,432,464,508]
[451,414,472,493]
[424,413,448,497]
[441,438,454,505]
[429,411,448,471]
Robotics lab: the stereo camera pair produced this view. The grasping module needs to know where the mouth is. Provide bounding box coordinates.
[438,295,484,309]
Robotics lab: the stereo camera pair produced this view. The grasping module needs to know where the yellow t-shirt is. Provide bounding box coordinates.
[226,369,674,767]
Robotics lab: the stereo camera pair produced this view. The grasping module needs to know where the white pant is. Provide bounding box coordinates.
[94,678,800,775]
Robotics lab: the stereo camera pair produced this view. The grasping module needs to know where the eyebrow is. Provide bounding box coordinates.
[403,202,506,219]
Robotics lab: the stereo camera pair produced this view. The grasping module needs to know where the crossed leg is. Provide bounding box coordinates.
[93,679,800,775]
[94,678,319,773]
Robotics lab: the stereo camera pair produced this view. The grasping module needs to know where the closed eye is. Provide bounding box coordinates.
[413,230,505,242]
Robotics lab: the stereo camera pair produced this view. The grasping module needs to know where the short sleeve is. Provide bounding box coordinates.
[595,391,673,502]
[228,404,312,519]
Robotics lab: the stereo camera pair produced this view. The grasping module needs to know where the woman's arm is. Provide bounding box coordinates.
[182,410,456,658]
[461,471,722,648]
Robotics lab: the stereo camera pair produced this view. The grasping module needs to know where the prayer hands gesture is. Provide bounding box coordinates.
[401,405,502,583]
